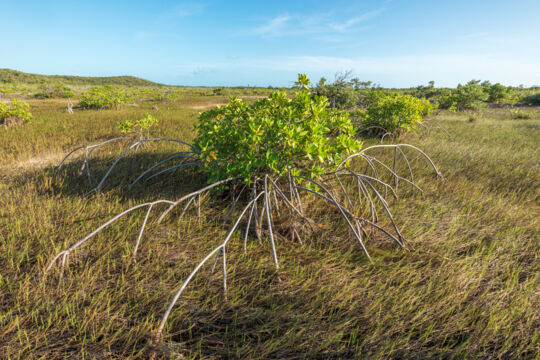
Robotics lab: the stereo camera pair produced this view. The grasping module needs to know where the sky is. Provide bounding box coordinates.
[1,0,539,87]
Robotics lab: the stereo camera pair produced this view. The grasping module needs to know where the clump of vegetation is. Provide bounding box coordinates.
[34,83,74,99]
[0,68,160,87]
[46,74,440,344]
[0,82,30,95]
[438,80,489,111]
[356,91,433,137]
[0,99,32,127]
[481,81,516,104]
[312,71,374,110]
[413,81,440,100]
[4,75,537,359]
[194,87,360,184]
[510,109,532,119]
[521,92,540,106]
[118,114,159,139]
[311,73,434,139]
[212,87,227,96]
[78,86,134,109]
[468,113,480,122]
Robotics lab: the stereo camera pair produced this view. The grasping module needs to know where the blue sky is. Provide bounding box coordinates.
[2,0,539,87]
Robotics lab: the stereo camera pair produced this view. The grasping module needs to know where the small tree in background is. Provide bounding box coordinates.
[481,81,516,104]
[357,91,433,137]
[78,86,133,110]
[438,80,488,111]
[0,99,32,127]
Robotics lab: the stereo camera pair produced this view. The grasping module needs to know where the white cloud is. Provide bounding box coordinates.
[255,14,291,36]
[328,9,385,32]
[252,9,384,38]
[163,54,540,87]
[192,66,216,76]
[229,54,540,87]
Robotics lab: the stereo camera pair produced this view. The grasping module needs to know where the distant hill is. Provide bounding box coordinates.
[0,69,163,87]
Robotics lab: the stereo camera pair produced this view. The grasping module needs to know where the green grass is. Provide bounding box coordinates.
[0,68,162,87]
[0,98,538,359]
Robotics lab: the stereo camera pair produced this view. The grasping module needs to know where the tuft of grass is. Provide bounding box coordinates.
[1,97,539,359]
[510,109,532,120]
[467,112,480,122]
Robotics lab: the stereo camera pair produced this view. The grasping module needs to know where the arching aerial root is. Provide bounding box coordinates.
[44,142,441,343]
[52,137,196,196]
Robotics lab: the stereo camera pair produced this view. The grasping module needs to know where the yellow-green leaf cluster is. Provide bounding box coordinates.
[0,99,32,127]
[193,75,362,185]
[359,91,432,136]
[78,86,133,109]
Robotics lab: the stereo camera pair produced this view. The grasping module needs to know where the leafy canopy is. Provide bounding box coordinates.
[358,91,432,136]
[78,86,133,110]
[311,71,375,110]
[481,81,515,104]
[438,80,489,111]
[0,99,32,126]
[193,74,362,184]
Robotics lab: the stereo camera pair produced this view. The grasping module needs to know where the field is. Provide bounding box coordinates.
[1,94,539,359]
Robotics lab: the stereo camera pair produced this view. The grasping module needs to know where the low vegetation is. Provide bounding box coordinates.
[195,76,361,184]
[0,72,538,359]
[355,90,433,137]
[311,72,373,110]
[0,98,32,127]
[0,68,161,87]
[45,75,441,345]
[34,83,74,99]
[78,86,134,109]
[510,109,532,120]
[437,80,489,111]
[522,92,540,106]
[118,114,159,139]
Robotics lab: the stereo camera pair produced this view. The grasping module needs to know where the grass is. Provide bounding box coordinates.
[1,97,539,359]
[0,68,162,87]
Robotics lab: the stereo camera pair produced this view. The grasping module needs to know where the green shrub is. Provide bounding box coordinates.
[510,109,532,119]
[313,77,358,109]
[357,91,433,137]
[413,81,441,100]
[482,81,515,103]
[78,86,133,109]
[34,83,74,99]
[212,87,226,96]
[521,93,540,106]
[193,74,362,184]
[118,114,159,138]
[438,80,489,110]
[0,99,32,127]
[311,72,374,110]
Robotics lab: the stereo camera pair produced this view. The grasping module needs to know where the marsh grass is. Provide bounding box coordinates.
[0,100,538,359]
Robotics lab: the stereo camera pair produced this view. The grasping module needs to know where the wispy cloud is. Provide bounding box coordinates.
[192,66,216,76]
[254,14,291,36]
[161,52,540,87]
[253,9,384,38]
[328,9,385,32]
[461,32,491,39]
[211,54,540,86]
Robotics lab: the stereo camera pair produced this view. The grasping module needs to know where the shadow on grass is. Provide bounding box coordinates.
[12,150,209,203]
